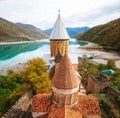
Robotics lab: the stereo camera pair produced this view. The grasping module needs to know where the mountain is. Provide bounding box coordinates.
[66,27,89,37]
[0,17,48,42]
[44,26,89,37]
[16,23,48,38]
[76,18,120,52]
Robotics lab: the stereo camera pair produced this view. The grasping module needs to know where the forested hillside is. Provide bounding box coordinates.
[76,18,120,52]
[0,17,48,42]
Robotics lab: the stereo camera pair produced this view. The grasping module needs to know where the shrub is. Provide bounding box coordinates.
[106,59,116,70]
[20,58,52,94]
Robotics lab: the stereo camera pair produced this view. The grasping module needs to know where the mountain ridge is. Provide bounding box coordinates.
[44,26,89,37]
[16,23,48,38]
[76,18,120,52]
[0,17,48,42]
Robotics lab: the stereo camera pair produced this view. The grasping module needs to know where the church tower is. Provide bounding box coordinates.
[49,11,69,57]
[52,54,80,106]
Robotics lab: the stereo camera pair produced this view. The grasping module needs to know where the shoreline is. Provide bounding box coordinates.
[0,38,49,45]
[0,41,120,75]
[80,41,97,48]
[78,42,120,68]
[0,40,39,45]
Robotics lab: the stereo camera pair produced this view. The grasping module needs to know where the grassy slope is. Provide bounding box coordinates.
[0,17,47,42]
[76,18,120,52]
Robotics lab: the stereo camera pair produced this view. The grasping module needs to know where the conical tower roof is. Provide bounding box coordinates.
[50,13,70,40]
[52,54,80,89]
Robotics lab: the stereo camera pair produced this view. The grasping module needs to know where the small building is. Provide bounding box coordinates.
[87,74,110,93]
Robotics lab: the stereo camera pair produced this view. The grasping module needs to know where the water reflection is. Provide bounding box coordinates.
[0,39,87,68]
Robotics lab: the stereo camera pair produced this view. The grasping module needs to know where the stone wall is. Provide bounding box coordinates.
[2,90,33,118]
[106,87,120,98]
[87,74,110,93]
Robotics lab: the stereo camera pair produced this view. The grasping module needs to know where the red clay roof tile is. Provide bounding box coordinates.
[31,94,101,118]
[48,106,65,118]
[38,114,48,118]
[65,107,82,118]
[31,93,52,112]
[76,95,101,116]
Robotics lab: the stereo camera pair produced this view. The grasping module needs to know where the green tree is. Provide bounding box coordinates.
[20,58,51,94]
[78,58,98,85]
[3,70,23,91]
[106,59,116,70]
[98,64,106,71]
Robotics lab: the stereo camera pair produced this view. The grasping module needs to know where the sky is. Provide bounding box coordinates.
[0,0,120,29]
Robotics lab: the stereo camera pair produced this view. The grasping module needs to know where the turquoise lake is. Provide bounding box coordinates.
[0,39,87,68]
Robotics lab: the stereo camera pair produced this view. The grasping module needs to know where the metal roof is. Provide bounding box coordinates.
[50,13,70,40]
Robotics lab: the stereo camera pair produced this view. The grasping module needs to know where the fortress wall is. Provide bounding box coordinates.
[3,90,33,118]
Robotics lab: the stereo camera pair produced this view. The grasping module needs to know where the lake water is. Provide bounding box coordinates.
[0,39,87,68]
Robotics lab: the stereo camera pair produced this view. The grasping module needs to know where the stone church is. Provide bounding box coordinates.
[31,12,101,118]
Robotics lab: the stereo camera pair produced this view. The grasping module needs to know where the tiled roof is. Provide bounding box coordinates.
[48,95,100,118]
[76,95,101,116]
[83,115,101,118]
[31,93,52,112]
[38,114,48,118]
[66,107,82,118]
[50,13,70,40]
[31,94,101,118]
[48,103,82,118]
[52,54,80,89]
[48,106,65,118]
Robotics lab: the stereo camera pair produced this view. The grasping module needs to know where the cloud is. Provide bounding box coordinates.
[0,0,120,29]
[64,1,120,27]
